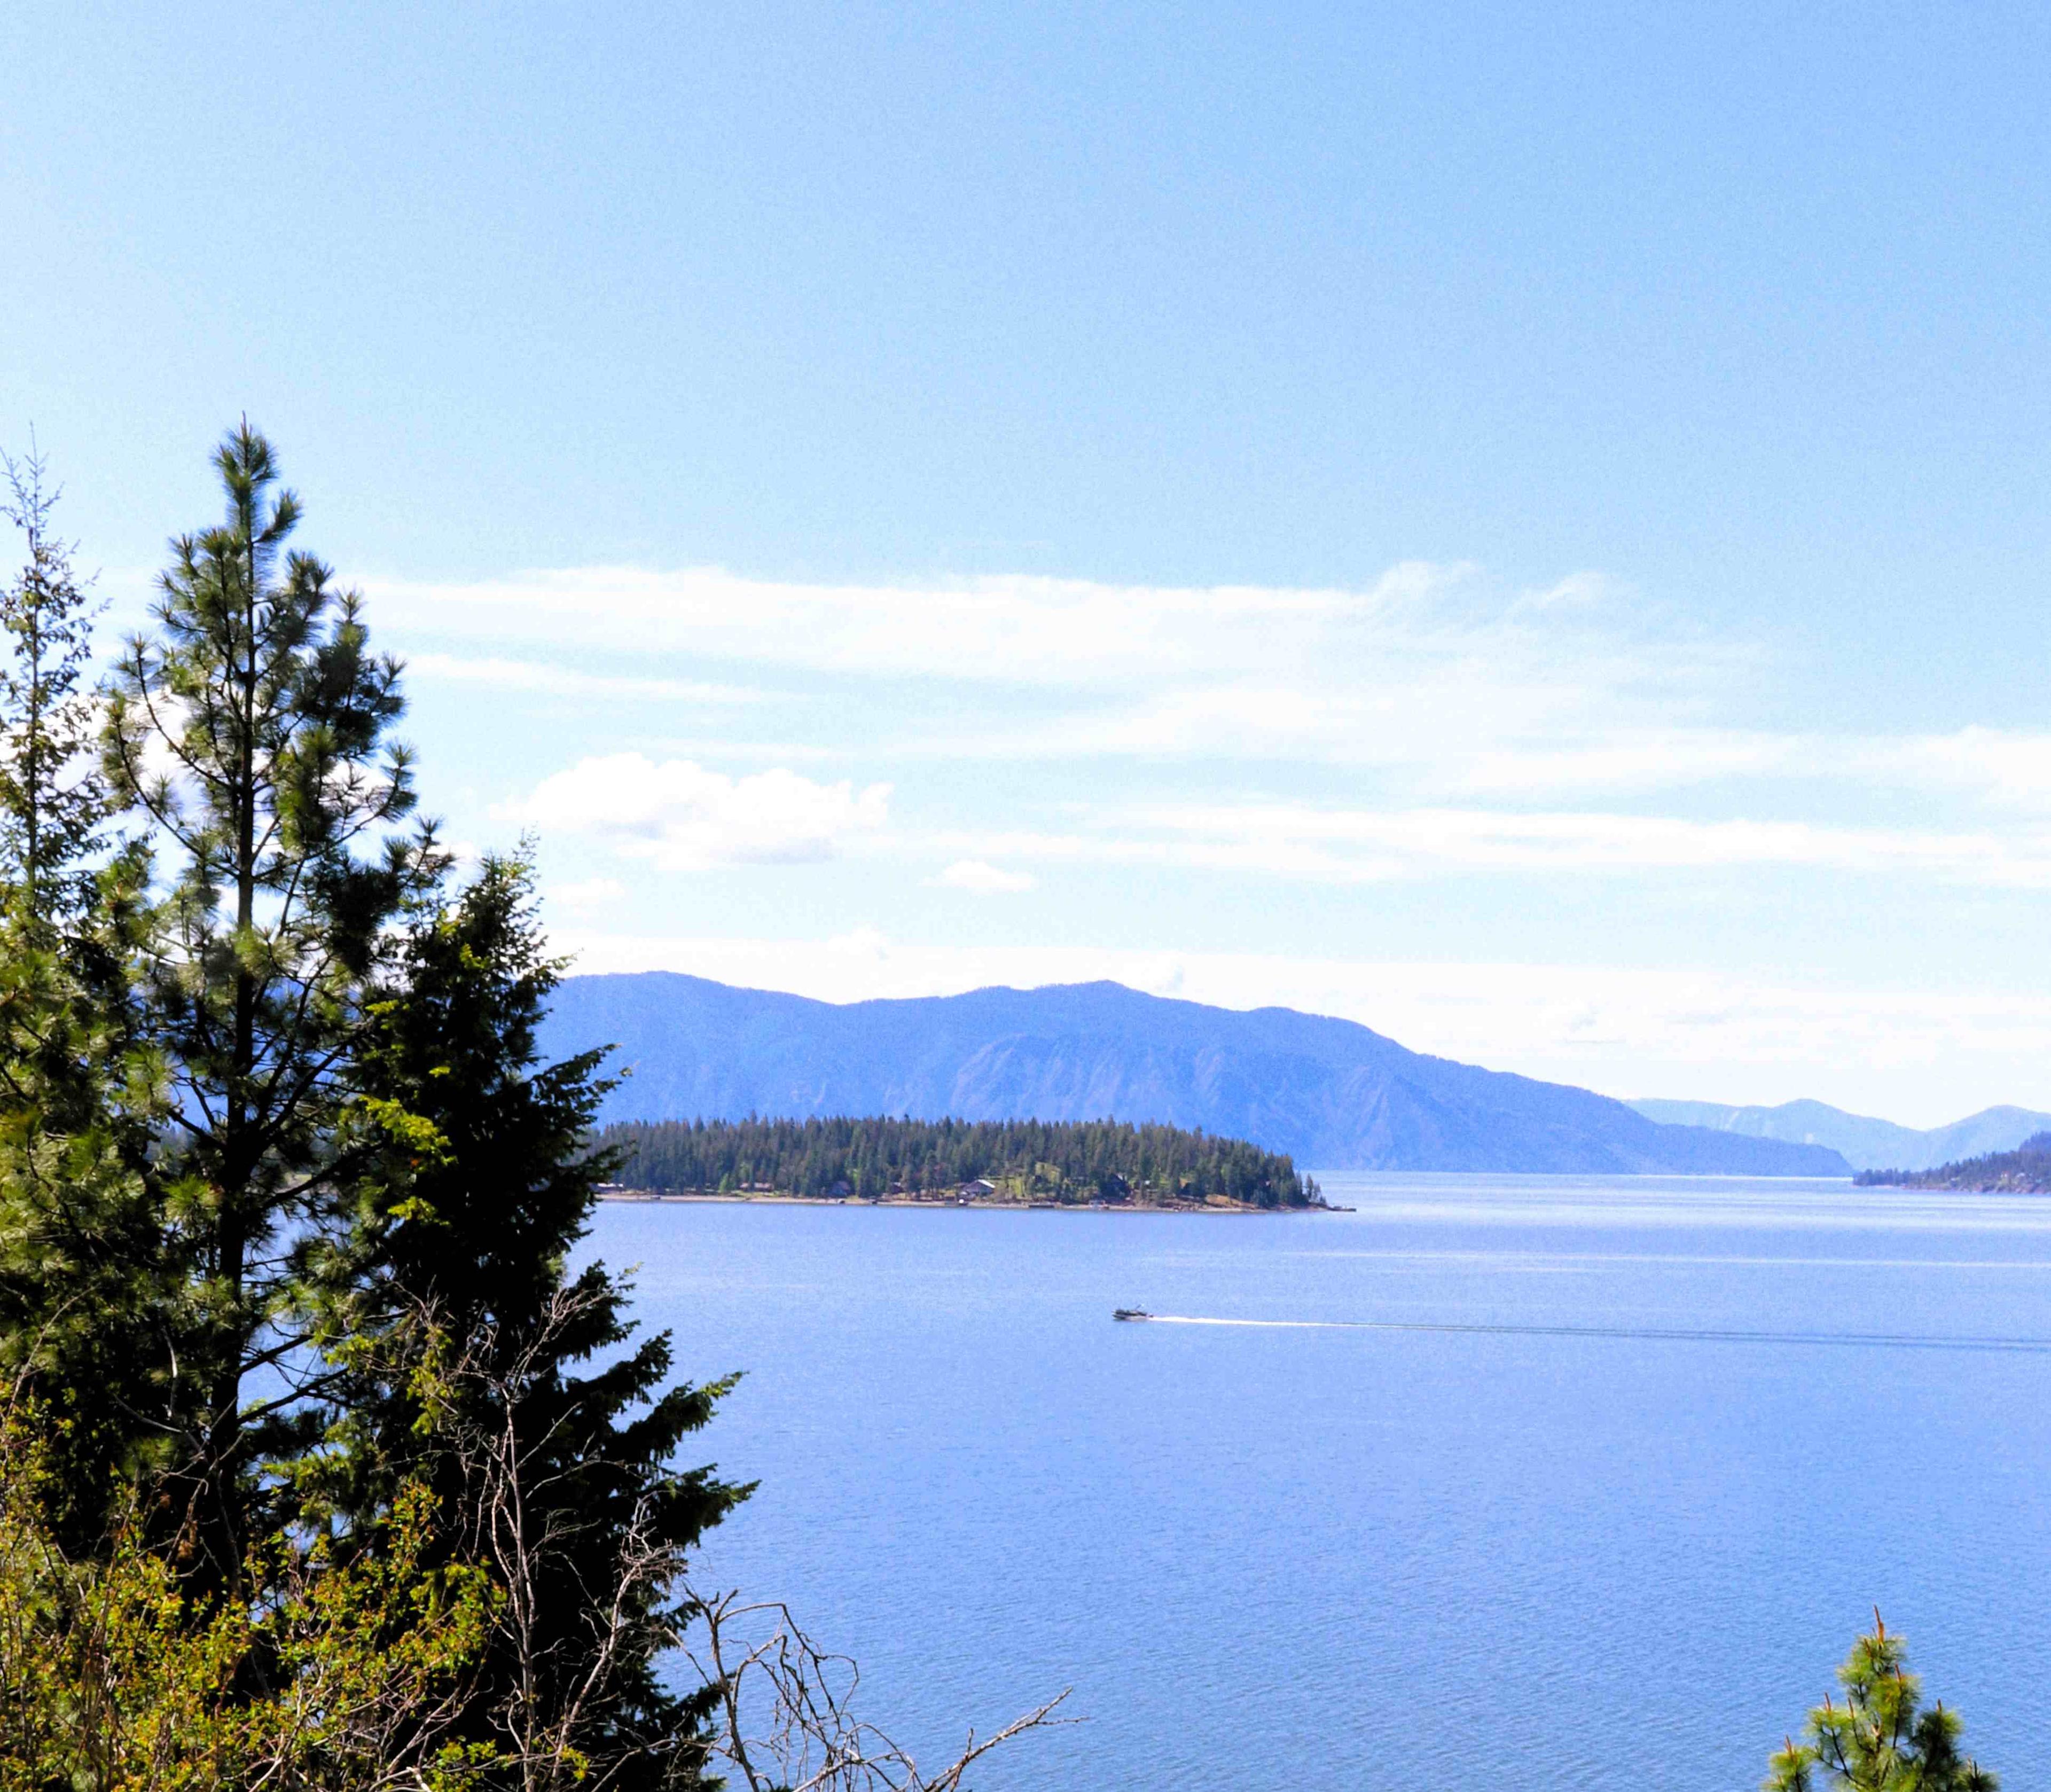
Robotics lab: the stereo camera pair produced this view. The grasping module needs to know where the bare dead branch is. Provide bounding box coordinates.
[682,1584,1071,1792]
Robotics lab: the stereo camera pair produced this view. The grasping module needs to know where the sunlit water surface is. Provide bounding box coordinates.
[588,1176,2051,1790]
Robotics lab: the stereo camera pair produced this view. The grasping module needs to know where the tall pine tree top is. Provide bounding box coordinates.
[103,421,444,1579]
[0,444,106,921]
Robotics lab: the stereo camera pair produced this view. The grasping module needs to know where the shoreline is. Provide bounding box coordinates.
[598,1190,1348,1216]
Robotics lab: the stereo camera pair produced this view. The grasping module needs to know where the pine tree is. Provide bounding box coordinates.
[316,854,745,1789]
[1766,1614,1998,1792]
[103,421,442,1582]
[0,442,109,917]
[0,446,169,1543]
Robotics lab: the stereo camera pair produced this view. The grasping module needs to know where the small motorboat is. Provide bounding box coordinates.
[1112,1308,1153,1321]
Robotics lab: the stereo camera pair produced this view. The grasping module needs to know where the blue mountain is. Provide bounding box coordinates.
[1627,1097,2051,1172]
[540,973,1850,1176]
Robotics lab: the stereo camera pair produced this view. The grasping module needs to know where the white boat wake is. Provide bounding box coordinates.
[1124,1313,2051,1353]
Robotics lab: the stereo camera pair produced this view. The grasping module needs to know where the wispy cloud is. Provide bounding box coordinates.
[405,651,764,706]
[1862,727,2051,812]
[931,859,1036,894]
[905,804,2051,887]
[500,754,891,870]
[370,558,1721,711]
[1451,730,1809,795]
[373,560,1780,799]
[361,565,2051,809]
[1118,802,2051,882]
[374,561,1484,687]
[407,559,2051,895]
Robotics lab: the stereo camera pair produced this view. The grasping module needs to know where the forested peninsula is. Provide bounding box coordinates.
[597,1115,1322,1209]
[1856,1131,2051,1192]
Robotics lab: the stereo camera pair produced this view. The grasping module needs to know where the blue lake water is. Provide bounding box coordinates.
[591,1176,2051,1790]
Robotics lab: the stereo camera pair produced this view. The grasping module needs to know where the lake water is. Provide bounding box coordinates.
[591,1176,2051,1790]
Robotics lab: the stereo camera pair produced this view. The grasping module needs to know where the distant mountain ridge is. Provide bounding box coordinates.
[1626,1098,2051,1173]
[539,974,1849,1176]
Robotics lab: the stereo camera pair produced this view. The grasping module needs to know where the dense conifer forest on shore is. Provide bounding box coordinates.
[598,1115,1319,1208]
[1856,1131,2051,1192]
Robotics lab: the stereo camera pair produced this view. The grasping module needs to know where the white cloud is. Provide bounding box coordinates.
[906,804,2051,887]
[1508,570,1619,613]
[1452,730,1807,795]
[502,754,890,870]
[370,558,1723,717]
[372,559,2051,908]
[369,563,2051,812]
[406,652,764,706]
[1443,724,2051,810]
[368,560,1799,801]
[933,859,1036,894]
[1867,727,2051,812]
[373,562,1469,687]
[1122,802,2051,882]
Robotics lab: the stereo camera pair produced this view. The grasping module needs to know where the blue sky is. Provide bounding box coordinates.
[6,2,2051,1123]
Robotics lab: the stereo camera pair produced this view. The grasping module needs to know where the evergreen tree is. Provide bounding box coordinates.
[1766,1614,1997,1792]
[0,442,109,915]
[317,854,745,1789]
[103,421,442,1582]
[0,447,168,1542]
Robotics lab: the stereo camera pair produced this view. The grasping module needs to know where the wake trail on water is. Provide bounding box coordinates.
[1135,1314,2051,1353]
